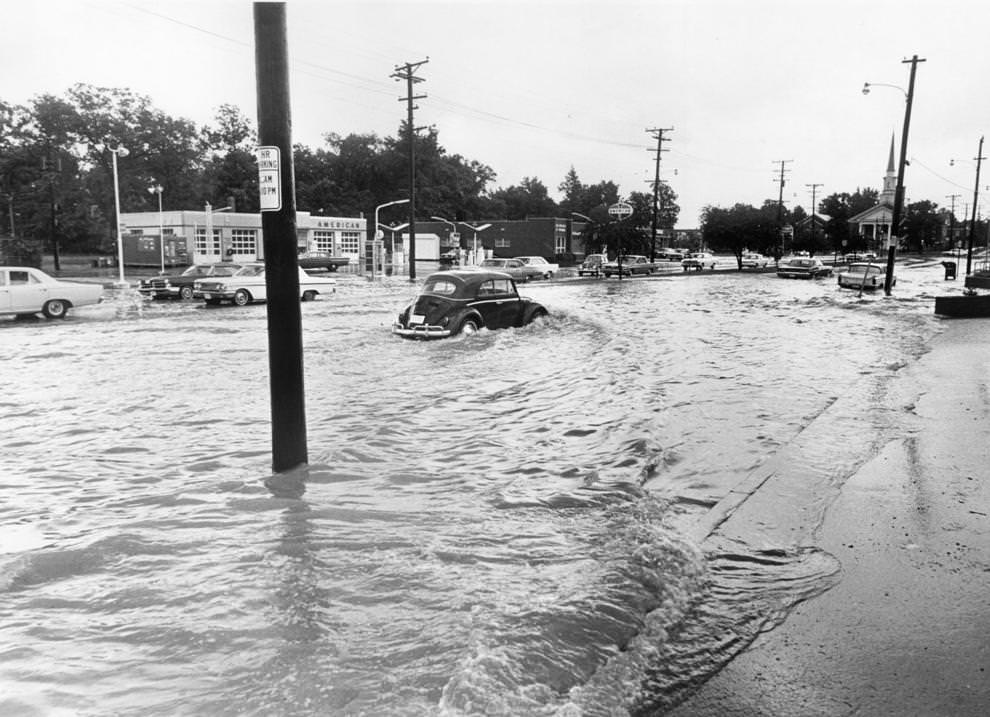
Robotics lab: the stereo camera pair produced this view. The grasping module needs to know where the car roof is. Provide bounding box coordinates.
[426,269,514,285]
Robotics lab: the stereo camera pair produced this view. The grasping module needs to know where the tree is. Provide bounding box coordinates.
[903,200,942,253]
[700,202,779,267]
[487,177,557,219]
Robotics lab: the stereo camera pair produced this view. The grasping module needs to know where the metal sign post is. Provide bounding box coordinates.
[608,202,633,279]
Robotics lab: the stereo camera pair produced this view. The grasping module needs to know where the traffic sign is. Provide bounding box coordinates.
[608,202,633,219]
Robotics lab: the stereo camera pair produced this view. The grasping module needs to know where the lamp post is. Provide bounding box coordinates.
[430,215,459,264]
[863,55,925,295]
[105,143,129,287]
[951,138,986,275]
[459,221,491,265]
[374,199,410,274]
[148,183,164,273]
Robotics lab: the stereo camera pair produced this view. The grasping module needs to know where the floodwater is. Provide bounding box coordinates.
[0,260,953,716]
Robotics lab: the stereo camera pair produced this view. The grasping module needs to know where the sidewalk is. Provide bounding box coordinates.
[671,320,990,716]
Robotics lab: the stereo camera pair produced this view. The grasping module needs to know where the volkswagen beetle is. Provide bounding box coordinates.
[392,269,548,339]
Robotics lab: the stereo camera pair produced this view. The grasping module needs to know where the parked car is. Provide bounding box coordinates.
[392,269,548,340]
[776,257,833,279]
[296,251,350,272]
[657,249,685,262]
[138,262,243,300]
[681,252,718,271]
[740,253,769,269]
[578,254,608,277]
[837,262,894,290]
[479,258,544,282]
[602,255,658,277]
[1,266,104,319]
[514,256,559,279]
[193,263,336,305]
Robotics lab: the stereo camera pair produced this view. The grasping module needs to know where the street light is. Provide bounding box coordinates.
[104,143,129,287]
[459,221,491,265]
[148,183,164,273]
[374,199,410,273]
[863,55,925,295]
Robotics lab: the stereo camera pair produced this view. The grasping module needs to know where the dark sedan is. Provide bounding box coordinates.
[392,269,548,339]
[138,262,243,300]
[776,257,833,279]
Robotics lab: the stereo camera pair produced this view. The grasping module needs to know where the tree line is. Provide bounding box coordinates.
[0,83,681,266]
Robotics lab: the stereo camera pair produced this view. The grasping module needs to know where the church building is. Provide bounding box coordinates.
[848,136,899,250]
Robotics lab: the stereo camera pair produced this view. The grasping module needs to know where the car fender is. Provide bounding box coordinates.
[522,303,549,324]
[453,307,485,329]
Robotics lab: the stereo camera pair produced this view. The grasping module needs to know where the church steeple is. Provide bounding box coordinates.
[880,133,897,205]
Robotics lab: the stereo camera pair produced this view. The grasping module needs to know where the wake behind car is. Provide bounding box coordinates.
[194,262,336,305]
[138,262,243,300]
[837,262,894,290]
[776,257,833,279]
[392,269,548,340]
[479,258,544,282]
[1,266,104,319]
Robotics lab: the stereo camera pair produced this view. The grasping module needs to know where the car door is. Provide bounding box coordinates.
[473,277,522,328]
[7,269,48,312]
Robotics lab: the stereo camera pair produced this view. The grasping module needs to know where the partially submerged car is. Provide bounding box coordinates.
[392,269,548,339]
[193,262,336,305]
[776,257,833,279]
[513,255,559,279]
[837,262,894,290]
[1,266,104,319]
[479,258,544,282]
[577,254,608,277]
[681,252,718,271]
[740,253,769,269]
[602,255,658,277]
[138,262,243,300]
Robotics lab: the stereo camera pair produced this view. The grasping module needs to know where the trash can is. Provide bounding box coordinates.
[941,261,957,280]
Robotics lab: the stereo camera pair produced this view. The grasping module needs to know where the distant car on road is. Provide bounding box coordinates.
[193,262,336,305]
[657,249,685,262]
[479,258,544,282]
[681,252,718,271]
[138,262,243,300]
[603,255,658,277]
[740,253,769,269]
[392,269,548,340]
[837,262,893,290]
[514,255,559,279]
[1,266,104,319]
[776,257,833,279]
[578,254,608,277]
[296,251,350,272]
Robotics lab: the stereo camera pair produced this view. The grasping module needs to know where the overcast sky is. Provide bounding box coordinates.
[3,0,989,228]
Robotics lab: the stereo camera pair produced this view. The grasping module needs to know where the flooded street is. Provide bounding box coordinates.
[1,261,952,715]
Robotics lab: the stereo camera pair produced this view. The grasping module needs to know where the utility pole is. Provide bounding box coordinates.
[966,136,985,276]
[773,160,793,259]
[885,54,925,295]
[254,1,307,473]
[946,193,960,261]
[391,59,428,280]
[646,127,673,262]
[806,182,823,251]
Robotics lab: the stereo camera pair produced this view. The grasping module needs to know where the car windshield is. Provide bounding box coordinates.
[790,259,813,267]
[849,264,880,275]
[182,265,209,276]
[421,277,461,296]
[234,265,266,277]
[481,259,504,267]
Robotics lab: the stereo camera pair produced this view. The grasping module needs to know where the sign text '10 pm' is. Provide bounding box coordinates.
[257,146,281,212]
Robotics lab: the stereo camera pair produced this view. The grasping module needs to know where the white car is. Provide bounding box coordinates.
[681,252,718,271]
[193,262,336,305]
[513,255,559,279]
[1,266,104,319]
[740,253,769,268]
[837,262,894,290]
